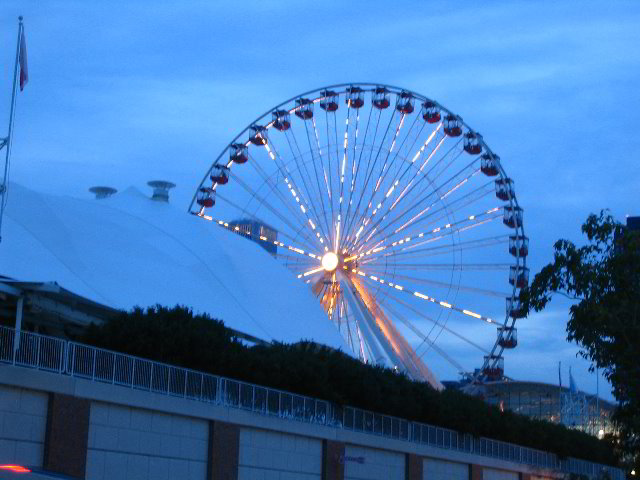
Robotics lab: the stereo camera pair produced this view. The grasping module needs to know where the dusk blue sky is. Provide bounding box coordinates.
[2,1,639,401]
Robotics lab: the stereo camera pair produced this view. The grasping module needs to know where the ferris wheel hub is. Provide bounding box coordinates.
[321,252,339,272]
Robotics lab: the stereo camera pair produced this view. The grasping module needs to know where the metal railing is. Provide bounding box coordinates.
[0,326,622,480]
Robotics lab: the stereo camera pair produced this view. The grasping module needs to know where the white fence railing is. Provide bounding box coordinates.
[0,325,622,480]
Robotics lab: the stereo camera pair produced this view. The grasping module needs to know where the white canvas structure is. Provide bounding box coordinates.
[0,182,349,351]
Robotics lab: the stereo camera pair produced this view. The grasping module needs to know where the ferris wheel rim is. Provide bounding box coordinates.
[190,82,528,384]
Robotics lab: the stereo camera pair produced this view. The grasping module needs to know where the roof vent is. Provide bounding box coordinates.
[89,186,117,199]
[147,180,176,202]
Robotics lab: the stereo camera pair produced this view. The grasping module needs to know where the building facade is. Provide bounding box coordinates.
[0,326,622,480]
[474,381,615,438]
[228,218,278,255]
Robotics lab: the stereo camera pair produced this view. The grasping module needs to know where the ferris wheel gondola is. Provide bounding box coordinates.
[189,83,528,387]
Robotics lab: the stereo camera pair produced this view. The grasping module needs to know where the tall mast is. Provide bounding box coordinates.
[0,16,24,243]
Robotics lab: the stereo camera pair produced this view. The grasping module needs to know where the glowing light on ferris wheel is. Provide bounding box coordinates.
[321,252,339,272]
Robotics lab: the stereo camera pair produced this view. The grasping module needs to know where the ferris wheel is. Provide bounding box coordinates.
[189,83,528,389]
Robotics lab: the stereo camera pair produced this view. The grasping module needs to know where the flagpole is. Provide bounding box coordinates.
[0,16,24,243]
[596,366,600,435]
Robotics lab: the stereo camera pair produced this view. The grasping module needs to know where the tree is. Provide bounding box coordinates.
[81,304,244,373]
[520,211,640,470]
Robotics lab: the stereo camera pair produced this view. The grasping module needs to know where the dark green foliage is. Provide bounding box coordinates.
[520,211,640,471]
[81,304,616,466]
[82,305,244,373]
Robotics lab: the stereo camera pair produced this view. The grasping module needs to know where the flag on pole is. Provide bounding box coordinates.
[19,28,28,91]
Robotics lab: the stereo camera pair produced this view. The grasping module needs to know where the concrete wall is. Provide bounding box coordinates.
[0,366,575,480]
[238,427,322,480]
[85,402,208,480]
[0,385,48,467]
[484,467,519,480]
[424,457,469,480]
[344,445,405,480]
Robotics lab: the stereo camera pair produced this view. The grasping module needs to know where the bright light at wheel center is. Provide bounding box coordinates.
[322,252,339,272]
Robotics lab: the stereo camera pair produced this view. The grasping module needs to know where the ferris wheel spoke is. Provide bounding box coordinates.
[394,213,502,252]
[359,196,498,256]
[357,235,509,266]
[362,263,513,271]
[302,118,334,240]
[361,143,472,242]
[344,114,425,249]
[356,268,509,298]
[224,169,321,250]
[372,113,408,195]
[340,107,372,249]
[388,180,493,239]
[348,136,463,251]
[355,146,470,250]
[356,238,510,273]
[348,275,440,382]
[332,109,341,212]
[297,263,327,278]
[276,252,320,264]
[335,104,355,252]
[265,137,330,248]
[333,288,362,361]
[322,111,335,241]
[351,269,503,327]
[338,109,365,250]
[252,140,330,248]
[380,301,469,373]
[375,113,427,195]
[351,262,511,272]
[313,116,337,245]
[344,110,420,246]
[343,110,384,243]
[285,263,318,274]
[351,306,371,363]
[388,127,446,211]
[358,177,493,252]
[200,211,322,262]
[213,190,321,254]
[246,156,324,249]
[379,293,489,355]
[344,312,357,356]
[352,112,402,237]
[274,126,327,240]
[342,300,355,349]
[348,108,400,240]
[355,207,503,260]
[372,112,423,201]
[276,133,333,247]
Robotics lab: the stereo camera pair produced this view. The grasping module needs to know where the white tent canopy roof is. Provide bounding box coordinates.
[0,182,349,351]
